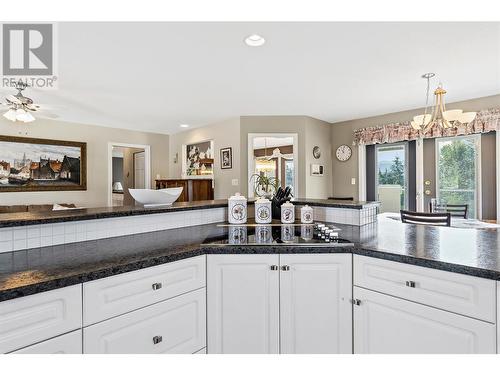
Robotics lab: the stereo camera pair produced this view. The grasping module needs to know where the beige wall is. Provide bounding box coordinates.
[0,118,169,207]
[304,117,333,198]
[331,94,500,200]
[168,117,240,199]
[240,116,307,198]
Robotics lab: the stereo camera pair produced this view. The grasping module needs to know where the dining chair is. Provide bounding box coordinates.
[429,203,468,219]
[400,210,451,226]
[328,197,354,201]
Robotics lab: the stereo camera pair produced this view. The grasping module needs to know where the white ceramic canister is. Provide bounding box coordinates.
[281,224,296,242]
[255,197,272,224]
[255,225,272,244]
[229,226,247,245]
[228,193,247,224]
[300,205,314,224]
[300,225,314,241]
[281,201,295,224]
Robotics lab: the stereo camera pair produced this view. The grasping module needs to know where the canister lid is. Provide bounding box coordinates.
[256,197,270,204]
[281,201,294,207]
[229,192,246,201]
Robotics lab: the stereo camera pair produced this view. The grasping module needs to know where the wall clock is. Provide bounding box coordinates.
[335,144,352,162]
[312,146,321,159]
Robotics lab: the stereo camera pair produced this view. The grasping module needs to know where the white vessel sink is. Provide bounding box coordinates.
[129,187,183,207]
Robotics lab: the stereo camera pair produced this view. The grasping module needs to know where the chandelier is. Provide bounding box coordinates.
[411,73,476,133]
[1,81,37,123]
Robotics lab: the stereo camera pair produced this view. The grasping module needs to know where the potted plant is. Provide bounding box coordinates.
[250,174,279,198]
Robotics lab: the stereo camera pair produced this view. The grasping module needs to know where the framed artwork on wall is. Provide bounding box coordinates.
[220,147,232,169]
[0,135,87,192]
[182,140,214,177]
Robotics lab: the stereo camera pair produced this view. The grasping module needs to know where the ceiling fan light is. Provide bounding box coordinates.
[457,112,477,124]
[443,109,463,122]
[3,109,17,121]
[16,109,35,123]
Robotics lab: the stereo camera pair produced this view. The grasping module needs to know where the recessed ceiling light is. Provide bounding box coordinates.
[245,34,265,47]
[180,124,189,128]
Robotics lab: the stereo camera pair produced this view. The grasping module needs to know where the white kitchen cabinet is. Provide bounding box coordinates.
[0,285,82,353]
[83,288,206,354]
[83,255,206,326]
[280,254,352,354]
[353,286,496,354]
[354,255,496,322]
[207,254,280,354]
[11,330,82,354]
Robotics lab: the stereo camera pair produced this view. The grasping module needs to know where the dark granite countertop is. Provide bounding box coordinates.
[291,198,380,209]
[0,200,229,228]
[2,215,500,302]
[0,198,380,228]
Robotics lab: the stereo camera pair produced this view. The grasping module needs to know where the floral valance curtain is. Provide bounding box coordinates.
[353,108,500,146]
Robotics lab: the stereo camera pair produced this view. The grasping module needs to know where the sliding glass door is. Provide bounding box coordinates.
[375,143,408,213]
[436,135,480,218]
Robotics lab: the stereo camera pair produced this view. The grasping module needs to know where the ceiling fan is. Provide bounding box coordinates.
[1,80,40,123]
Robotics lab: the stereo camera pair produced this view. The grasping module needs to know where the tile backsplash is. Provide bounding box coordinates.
[0,207,227,254]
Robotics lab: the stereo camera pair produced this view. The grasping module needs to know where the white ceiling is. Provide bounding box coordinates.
[5,22,499,134]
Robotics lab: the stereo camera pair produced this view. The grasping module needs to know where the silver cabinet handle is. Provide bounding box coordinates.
[351,299,362,306]
[405,281,416,288]
[281,265,290,271]
[153,335,162,344]
[152,282,163,290]
[270,265,279,271]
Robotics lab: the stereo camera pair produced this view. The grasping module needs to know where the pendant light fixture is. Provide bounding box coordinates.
[411,73,477,133]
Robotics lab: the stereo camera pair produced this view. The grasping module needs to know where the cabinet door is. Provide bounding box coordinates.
[280,254,352,354]
[353,287,496,354]
[0,285,82,353]
[207,254,280,354]
[84,288,206,354]
[11,330,82,354]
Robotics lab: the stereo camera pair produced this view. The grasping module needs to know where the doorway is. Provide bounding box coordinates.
[375,142,408,213]
[435,135,481,218]
[108,143,151,207]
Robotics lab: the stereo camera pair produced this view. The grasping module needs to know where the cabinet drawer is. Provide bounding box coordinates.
[11,330,82,354]
[83,288,206,354]
[0,285,82,353]
[354,255,496,322]
[83,255,206,325]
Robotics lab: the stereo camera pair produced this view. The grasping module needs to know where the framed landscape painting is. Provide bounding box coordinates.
[0,135,87,192]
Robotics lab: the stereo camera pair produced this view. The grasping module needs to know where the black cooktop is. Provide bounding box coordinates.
[210,223,353,246]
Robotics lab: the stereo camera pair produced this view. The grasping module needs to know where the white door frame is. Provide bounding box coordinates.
[247,133,299,198]
[107,142,151,206]
[497,131,500,220]
[415,138,424,211]
[357,145,367,201]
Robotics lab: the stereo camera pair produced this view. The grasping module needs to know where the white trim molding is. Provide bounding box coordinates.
[357,145,366,201]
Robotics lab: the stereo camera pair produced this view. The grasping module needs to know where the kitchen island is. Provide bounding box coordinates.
[1,204,499,354]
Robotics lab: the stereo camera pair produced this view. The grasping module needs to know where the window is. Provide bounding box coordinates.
[436,135,481,218]
[375,143,408,213]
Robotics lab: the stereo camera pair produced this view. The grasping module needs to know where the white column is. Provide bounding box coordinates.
[357,145,367,201]
[415,137,424,211]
